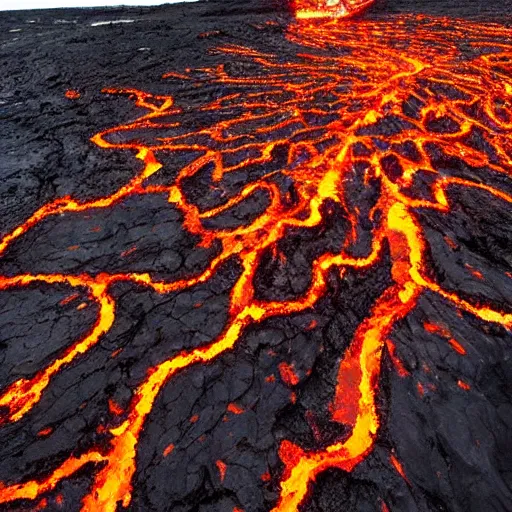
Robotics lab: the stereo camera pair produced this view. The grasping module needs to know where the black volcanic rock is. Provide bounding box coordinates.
[0,2,511,512]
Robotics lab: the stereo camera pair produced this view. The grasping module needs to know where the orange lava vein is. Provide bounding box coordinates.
[0,275,115,423]
[0,13,511,512]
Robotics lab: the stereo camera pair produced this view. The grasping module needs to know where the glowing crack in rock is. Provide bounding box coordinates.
[0,12,511,512]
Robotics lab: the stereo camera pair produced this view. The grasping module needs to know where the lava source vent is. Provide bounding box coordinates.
[0,1,511,511]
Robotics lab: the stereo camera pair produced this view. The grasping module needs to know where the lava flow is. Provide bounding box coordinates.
[0,9,512,512]
[293,0,376,19]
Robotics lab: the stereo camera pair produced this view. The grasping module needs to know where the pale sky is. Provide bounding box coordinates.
[0,0,198,10]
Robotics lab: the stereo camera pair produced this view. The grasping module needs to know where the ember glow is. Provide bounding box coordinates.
[0,12,512,512]
[293,0,376,19]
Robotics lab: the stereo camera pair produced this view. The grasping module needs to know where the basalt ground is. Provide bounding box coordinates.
[0,1,512,512]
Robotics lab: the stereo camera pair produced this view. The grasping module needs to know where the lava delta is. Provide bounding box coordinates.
[0,2,511,512]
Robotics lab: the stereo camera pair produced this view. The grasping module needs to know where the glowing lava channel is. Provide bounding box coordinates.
[0,12,511,512]
[293,0,376,20]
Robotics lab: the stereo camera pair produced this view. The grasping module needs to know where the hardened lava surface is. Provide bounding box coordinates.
[1,3,512,512]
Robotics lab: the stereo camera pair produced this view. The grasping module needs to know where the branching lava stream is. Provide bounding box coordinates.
[0,9,512,512]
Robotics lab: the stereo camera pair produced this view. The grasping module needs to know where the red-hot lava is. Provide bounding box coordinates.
[293,0,376,19]
[0,11,511,512]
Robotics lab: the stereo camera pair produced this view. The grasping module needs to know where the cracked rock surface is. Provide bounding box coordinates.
[0,1,512,511]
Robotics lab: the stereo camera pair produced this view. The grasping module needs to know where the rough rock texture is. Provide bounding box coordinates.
[0,1,511,512]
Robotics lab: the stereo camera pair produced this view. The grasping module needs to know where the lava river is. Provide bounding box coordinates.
[0,8,511,512]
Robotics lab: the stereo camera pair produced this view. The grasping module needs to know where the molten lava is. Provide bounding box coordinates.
[293,0,376,19]
[0,10,511,512]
